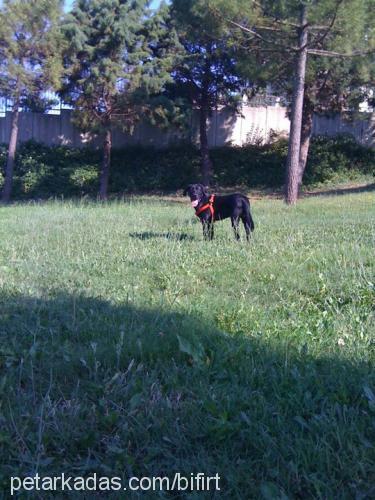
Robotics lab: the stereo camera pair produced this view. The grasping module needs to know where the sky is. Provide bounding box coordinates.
[64,0,163,11]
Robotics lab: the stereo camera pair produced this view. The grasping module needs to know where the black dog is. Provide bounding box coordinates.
[183,183,255,241]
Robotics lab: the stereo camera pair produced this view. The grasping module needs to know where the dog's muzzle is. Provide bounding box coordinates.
[191,200,199,208]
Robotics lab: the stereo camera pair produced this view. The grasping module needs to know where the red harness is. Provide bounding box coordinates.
[195,194,215,218]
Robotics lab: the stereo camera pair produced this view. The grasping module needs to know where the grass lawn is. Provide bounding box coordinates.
[0,191,374,498]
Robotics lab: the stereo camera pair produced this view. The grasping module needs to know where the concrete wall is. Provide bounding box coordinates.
[312,114,375,146]
[0,106,373,148]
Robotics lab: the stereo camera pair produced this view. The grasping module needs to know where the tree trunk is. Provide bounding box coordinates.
[199,105,213,186]
[99,128,112,200]
[297,105,313,187]
[285,4,308,205]
[1,103,20,203]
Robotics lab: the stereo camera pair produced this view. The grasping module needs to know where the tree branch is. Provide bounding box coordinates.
[250,0,300,28]
[309,25,343,31]
[256,25,282,32]
[227,19,269,43]
[227,19,298,51]
[308,0,344,49]
[308,48,375,57]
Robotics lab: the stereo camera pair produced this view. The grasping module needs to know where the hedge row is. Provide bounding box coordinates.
[0,135,373,199]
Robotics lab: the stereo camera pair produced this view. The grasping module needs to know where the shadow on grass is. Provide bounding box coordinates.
[129,231,194,241]
[0,292,373,498]
[303,182,375,198]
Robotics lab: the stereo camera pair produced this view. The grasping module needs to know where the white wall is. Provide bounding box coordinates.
[0,106,373,148]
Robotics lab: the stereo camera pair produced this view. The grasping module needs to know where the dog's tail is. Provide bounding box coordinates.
[243,198,255,231]
[248,211,255,231]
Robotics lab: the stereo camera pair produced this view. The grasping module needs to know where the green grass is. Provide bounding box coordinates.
[0,192,374,498]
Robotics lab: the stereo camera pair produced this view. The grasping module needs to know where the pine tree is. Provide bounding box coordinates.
[61,0,179,200]
[221,0,374,203]
[0,0,63,203]
[170,0,255,186]
[296,53,374,188]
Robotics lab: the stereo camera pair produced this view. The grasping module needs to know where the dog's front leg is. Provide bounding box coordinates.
[202,220,214,241]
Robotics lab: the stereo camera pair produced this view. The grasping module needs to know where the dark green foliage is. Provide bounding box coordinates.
[60,0,181,198]
[61,0,179,134]
[0,0,63,107]
[211,140,289,187]
[110,146,201,192]
[168,0,261,184]
[0,0,64,202]
[304,135,375,186]
[0,136,373,199]
[0,142,100,198]
[170,0,250,112]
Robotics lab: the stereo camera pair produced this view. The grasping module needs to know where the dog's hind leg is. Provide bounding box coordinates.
[241,215,251,241]
[231,216,240,241]
[241,204,254,242]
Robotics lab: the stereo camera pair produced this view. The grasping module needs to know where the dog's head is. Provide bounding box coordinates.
[183,184,209,208]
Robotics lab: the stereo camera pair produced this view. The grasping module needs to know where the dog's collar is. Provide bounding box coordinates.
[195,194,215,218]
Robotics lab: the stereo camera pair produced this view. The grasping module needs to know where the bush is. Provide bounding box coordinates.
[211,139,289,187]
[69,165,99,193]
[0,135,373,199]
[110,145,202,192]
[0,141,101,199]
[304,134,374,186]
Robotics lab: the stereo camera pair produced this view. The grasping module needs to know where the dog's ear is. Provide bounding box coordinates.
[201,184,209,197]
